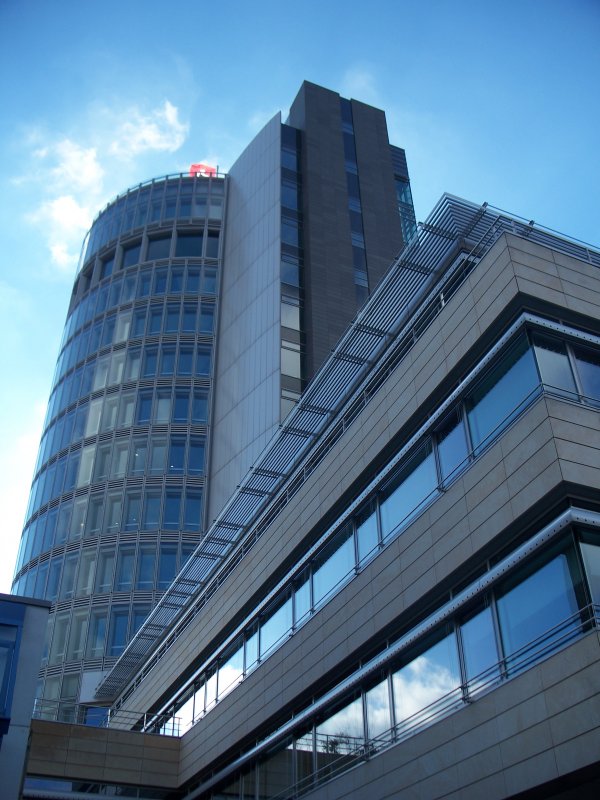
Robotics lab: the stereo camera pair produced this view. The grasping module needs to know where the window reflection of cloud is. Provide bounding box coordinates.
[393,654,459,724]
[366,680,390,739]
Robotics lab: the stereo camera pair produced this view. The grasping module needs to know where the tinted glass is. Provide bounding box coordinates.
[380,442,437,540]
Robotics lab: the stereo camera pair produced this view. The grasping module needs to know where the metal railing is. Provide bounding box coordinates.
[32,699,179,735]
[249,605,600,800]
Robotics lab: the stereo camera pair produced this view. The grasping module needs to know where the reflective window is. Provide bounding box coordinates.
[533,334,576,398]
[467,335,539,454]
[206,231,220,258]
[365,678,391,742]
[260,594,292,658]
[143,493,161,531]
[392,629,461,731]
[312,525,355,607]
[137,546,156,590]
[460,604,500,690]
[380,442,438,540]
[315,696,363,771]
[188,438,204,475]
[147,235,171,261]
[356,501,378,565]
[497,545,583,671]
[579,530,600,605]
[173,391,189,422]
[116,546,135,591]
[158,544,177,589]
[87,609,107,658]
[176,233,203,257]
[436,408,468,484]
[163,491,181,530]
[168,438,186,474]
[573,345,600,406]
[183,491,202,532]
[108,607,129,657]
[122,243,141,269]
[218,639,243,701]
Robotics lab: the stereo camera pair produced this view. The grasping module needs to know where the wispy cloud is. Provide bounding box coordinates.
[109,101,188,158]
[17,100,189,274]
[340,66,380,105]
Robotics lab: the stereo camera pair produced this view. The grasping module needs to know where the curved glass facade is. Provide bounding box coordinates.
[12,174,226,710]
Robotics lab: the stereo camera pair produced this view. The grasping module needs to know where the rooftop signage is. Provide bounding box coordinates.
[189,163,217,177]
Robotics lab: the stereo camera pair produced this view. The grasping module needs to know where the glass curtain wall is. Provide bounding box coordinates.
[13,174,225,714]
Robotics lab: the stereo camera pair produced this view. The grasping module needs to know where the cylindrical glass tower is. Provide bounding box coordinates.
[11,172,225,720]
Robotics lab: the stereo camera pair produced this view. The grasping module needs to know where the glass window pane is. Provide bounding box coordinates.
[574,345,600,407]
[392,629,461,732]
[312,526,355,607]
[315,696,363,770]
[260,594,292,658]
[218,640,244,701]
[356,501,378,565]
[496,545,584,672]
[380,442,438,541]
[163,491,181,530]
[436,408,469,484]
[96,550,115,594]
[579,530,600,605]
[143,493,161,531]
[184,490,202,532]
[150,438,167,474]
[294,570,311,626]
[467,335,540,454]
[533,333,577,399]
[108,607,129,657]
[136,546,156,590]
[365,678,391,743]
[155,390,172,422]
[124,493,141,531]
[281,346,301,379]
[116,546,135,591]
[188,438,204,475]
[176,233,203,257]
[147,235,171,260]
[168,438,186,474]
[158,545,177,589]
[192,393,208,423]
[460,604,500,692]
[206,231,219,258]
[173,391,189,422]
[86,609,107,658]
[130,439,148,475]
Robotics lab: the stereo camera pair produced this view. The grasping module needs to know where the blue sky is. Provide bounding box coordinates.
[0,0,598,592]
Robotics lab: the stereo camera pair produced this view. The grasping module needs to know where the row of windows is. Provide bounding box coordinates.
[56,296,216,389]
[45,342,213,433]
[340,98,370,308]
[96,228,221,283]
[65,262,218,350]
[15,532,199,611]
[204,528,600,799]
[37,387,208,476]
[85,177,225,261]
[395,177,417,243]
[26,432,206,538]
[280,125,305,410]
[144,322,600,736]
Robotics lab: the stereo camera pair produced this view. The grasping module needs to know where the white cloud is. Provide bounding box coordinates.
[51,139,104,192]
[17,99,189,273]
[340,66,380,105]
[109,100,188,158]
[27,194,93,273]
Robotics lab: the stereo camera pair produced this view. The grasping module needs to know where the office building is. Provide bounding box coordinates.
[11,82,416,719]
[23,194,600,799]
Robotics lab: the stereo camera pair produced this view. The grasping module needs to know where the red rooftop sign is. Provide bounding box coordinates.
[189,163,217,177]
